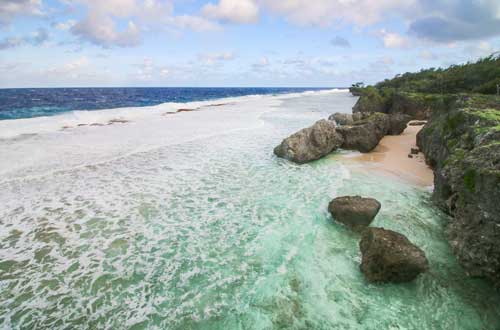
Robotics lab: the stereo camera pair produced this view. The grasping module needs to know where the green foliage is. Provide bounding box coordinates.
[463,169,477,192]
[351,82,365,88]
[374,54,500,95]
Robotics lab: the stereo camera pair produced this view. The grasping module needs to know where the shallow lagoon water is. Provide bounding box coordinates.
[0,90,499,329]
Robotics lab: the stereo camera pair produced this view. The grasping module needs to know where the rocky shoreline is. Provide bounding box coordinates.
[274,98,429,284]
[274,88,500,288]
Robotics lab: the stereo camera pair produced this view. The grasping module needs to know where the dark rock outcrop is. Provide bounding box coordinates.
[336,113,390,152]
[360,227,429,283]
[389,93,432,120]
[328,196,381,231]
[274,119,343,164]
[352,90,454,121]
[417,97,500,286]
[329,112,366,126]
[328,113,354,126]
[352,88,391,115]
[388,113,412,135]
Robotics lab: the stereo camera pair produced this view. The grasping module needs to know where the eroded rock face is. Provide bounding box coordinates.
[417,102,500,286]
[336,113,390,152]
[274,119,344,164]
[388,113,412,135]
[360,228,429,283]
[328,113,354,126]
[328,196,381,231]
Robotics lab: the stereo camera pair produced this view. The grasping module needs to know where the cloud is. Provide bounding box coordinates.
[72,14,141,48]
[464,41,496,58]
[331,36,351,48]
[202,0,259,24]
[134,57,170,80]
[259,0,416,27]
[418,50,438,60]
[198,52,235,65]
[251,56,270,70]
[54,19,77,31]
[0,27,49,51]
[0,0,43,26]
[378,29,410,48]
[408,0,500,42]
[66,0,219,47]
[45,56,90,77]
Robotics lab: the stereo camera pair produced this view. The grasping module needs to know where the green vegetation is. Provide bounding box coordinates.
[463,169,477,193]
[375,54,500,95]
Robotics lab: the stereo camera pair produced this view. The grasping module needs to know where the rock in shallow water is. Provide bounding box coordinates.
[273,119,343,164]
[328,196,381,231]
[360,227,429,283]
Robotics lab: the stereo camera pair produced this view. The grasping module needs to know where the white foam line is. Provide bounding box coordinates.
[0,89,346,139]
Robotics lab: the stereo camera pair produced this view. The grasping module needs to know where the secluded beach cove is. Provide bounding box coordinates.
[1,89,499,329]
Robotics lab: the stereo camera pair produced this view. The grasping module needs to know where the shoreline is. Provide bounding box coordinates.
[341,122,434,187]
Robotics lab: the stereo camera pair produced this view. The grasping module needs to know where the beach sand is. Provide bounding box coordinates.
[343,122,434,187]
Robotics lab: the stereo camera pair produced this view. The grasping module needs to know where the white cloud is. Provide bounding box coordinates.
[0,27,49,51]
[72,14,141,48]
[419,50,438,60]
[66,0,219,47]
[251,56,270,70]
[378,29,410,48]
[202,0,259,24]
[198,52,235,65]
[0,0,43,26]
[54,19,77,30]
[464,41,495,58]
[134,57,170,80]
[259,0,416,27]
[166,15,220,32]
[45,56,90,77]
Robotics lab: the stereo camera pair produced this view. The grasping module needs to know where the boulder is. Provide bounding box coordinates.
[328,113,354,126]
[352,113,363,122]
[336,113,390,152]
[328,196,381,231]
[360,227,429,283]
[388,113,412,135]
[274,119,344,164]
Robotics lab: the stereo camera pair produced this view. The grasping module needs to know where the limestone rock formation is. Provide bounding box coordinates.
[417,97,500,286]
[336,113,390,152]
[360,227,429,283]
[274,119,343,164]
[328,196,381,231]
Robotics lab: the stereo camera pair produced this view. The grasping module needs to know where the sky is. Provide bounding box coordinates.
[0,0,499,88]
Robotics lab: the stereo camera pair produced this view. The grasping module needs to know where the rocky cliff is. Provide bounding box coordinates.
[352,88,455,120]
[416,95,500,286]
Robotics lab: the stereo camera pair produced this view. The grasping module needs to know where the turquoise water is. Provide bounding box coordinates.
[0,92,499,329]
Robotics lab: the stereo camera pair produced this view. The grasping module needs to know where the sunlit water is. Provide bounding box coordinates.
[0,90,499,329]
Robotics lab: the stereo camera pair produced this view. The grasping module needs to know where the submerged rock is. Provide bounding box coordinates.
[336,113,390,152]
[274,119,343,164]
[328,196,381,231]
[360,227,429,283]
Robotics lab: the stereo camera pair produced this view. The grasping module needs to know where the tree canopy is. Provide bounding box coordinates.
[375,53,500,95]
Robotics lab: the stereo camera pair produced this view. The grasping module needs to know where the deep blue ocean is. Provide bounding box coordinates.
[0,87,330,120]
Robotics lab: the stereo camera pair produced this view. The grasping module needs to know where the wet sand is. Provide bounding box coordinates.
[343,122,434,187]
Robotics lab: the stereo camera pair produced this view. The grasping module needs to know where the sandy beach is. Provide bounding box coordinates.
[343,122,434,187]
